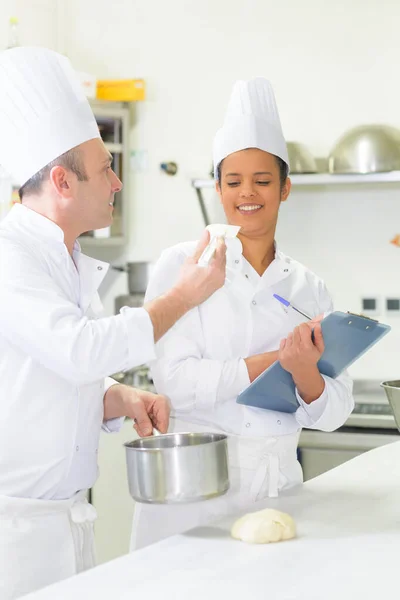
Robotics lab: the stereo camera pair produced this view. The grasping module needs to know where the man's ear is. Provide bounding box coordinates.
[49,165,72,196]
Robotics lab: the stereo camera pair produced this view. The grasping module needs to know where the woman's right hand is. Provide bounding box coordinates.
[304,313,324,332]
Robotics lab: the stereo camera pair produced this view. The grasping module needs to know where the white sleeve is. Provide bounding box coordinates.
[0,243,156,386]
[295,280,354,431]
[101,377,125,433]
[146,247,250,412]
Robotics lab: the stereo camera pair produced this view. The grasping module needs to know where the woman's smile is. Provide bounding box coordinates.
[236,202,263,215]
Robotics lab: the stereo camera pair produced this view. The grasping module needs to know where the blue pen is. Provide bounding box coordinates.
[273,294,312,321]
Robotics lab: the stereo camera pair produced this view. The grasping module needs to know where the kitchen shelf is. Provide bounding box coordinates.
[192,172,400,225]
[79,103,130,249]
[193,171,400,189]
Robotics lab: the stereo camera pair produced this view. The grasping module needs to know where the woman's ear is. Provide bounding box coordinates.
[215,180,223,204]
[280,177,291,203]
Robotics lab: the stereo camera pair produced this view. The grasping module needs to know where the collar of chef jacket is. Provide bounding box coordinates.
[225,236,293,297]
[3,203,110,312]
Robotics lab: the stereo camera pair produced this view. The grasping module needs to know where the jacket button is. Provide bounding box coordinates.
[76,446,80,451]
[277,420,281,425]
[284,268,289,272]
[235,259,239,264]
[245,422,251,428]
[97,266,103,271]
[252,300,257,305]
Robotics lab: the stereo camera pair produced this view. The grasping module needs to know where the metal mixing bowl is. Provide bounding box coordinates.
[328,125,400,174]
[287,141,318,173]
[381,381,400,432]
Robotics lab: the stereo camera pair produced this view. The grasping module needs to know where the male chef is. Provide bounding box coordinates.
[0,46,226,599]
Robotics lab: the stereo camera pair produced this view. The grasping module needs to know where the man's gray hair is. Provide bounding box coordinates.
[19,147,88,200]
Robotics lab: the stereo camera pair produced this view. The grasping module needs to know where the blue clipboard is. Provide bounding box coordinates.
[236,311,391,414]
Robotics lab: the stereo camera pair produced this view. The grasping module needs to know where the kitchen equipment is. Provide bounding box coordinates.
[124,432,229,504]
[328,125,400,174]
[286,141,318,173]
[112,365,154,391]
[299,380,399,480]
[381,380,400,431]
[113,291,154,391]
[112,262,149,294]
[114,293,144,314]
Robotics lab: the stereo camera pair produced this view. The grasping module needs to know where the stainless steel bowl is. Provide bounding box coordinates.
[328,125,400,174]
[124,432,229,504]
[287,142,318,173]
[381,381,400,432]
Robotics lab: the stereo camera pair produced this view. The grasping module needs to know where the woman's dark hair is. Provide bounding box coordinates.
[217,152,289,189]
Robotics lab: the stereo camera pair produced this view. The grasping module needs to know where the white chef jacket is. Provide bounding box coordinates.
[145,237,354,436]
[0,204,156,500]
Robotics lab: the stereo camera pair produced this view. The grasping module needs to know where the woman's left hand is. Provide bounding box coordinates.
[279,322,325,379]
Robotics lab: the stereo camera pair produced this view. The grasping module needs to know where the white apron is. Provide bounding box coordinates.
[130,420,302,551]
[0,491,97,599]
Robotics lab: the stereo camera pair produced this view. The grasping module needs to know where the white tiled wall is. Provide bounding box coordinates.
[277,183,400,380]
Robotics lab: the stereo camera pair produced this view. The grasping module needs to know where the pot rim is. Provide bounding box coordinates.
[123,431,228,452]
[381,380,400,388]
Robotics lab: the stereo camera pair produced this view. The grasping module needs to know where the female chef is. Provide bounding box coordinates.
[130,77,354,550]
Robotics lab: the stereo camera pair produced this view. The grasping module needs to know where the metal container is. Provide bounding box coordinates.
[112,262,149,294]
[112,365,154,391]
[124,432,230,504]
[328,125,400,174]
[114,293,144,314]
[287,141,318,173]
[381,381,400,432]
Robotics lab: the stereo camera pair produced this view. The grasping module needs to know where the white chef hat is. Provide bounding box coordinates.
[213,77,289,179]
[0,46,100,186]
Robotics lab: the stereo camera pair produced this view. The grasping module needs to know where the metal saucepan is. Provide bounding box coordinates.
[381,380,400,432]
[124,431,230,504]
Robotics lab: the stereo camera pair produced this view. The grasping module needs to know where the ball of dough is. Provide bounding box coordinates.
[231,508,296,544]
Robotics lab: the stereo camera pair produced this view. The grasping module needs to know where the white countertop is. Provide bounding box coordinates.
[26,441,400,600]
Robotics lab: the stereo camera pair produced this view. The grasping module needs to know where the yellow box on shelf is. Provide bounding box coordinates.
[96,79,145,102]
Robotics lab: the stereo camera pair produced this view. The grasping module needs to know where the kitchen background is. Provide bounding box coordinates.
[2,0,400,565]
[1,0,399,375]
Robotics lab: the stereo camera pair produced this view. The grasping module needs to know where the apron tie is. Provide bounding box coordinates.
[249,453,280,501]
[69,499,97,573]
